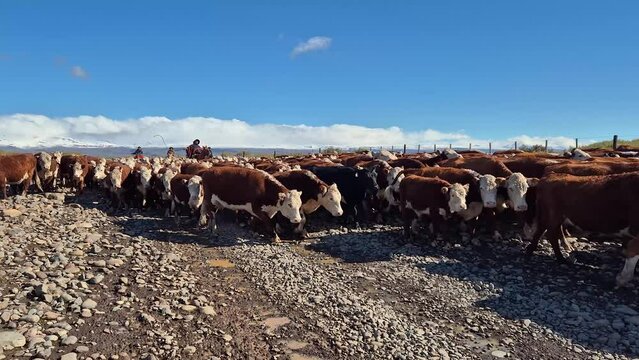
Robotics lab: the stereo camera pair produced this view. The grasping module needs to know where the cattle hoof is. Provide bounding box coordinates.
[272,235,282,244]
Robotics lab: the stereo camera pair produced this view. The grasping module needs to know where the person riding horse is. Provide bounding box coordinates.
[186,139,203,159]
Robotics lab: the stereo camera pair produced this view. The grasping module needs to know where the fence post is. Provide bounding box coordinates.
[468,143,472,151]
[434,144,437,152]
[403,144,406,155]
[613,135,619,150]
[575,138,579,149]
[417,144,421,153]
[449,143,452,149]
[273,150,276,158]
[242,151,246,158]
[544,140,548,152]
[488,142,492,154]
[514,141,518,151]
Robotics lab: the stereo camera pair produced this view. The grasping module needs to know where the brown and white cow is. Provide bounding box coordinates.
[0,153,40,197]
[273,170,343,237]
[169,174,204,217]
[198,167,303,242]
[399,175,469,239]
[526,172,639,286]
[106,163,133,209]
[35,151,62,191]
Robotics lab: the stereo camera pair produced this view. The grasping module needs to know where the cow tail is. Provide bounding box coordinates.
[33,169,43,192]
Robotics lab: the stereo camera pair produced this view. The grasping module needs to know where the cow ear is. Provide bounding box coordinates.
[441,186,449,194]
[496,177,507,187]
[527,177,540,187]
[320,185,328,195]
[354,172,359,178]
[278,192,287,203]
[463,183,470,192]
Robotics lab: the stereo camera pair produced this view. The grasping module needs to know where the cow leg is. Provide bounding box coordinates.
[294,212,308,239]
[616,256,638,287]
[617,236,639,287]
[401,207,414,238]
[546,226,567,263]
[255,211,279,243]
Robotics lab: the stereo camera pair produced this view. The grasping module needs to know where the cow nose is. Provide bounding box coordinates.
[335,210,344,216]
[485,201,497,208]
[516,204,528,211]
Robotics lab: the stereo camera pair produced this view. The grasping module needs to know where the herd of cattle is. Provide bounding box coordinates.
[1,146,639,288]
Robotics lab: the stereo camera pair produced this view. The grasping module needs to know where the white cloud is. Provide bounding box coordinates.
[291,36,332,57]
[70,65,88,79]
[0,113,590,150]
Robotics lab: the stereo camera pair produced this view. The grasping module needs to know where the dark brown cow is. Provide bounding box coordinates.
[198,167,303,242]
[440,156,512,177]
[341,154,374,167]
[399,175,469,239]
[543,158,639,177]
[59,155,91,194]
[388,158,425,169]
[0,153,40,197]
[502,156,566,178]
[181,162,210,175]
[526,172,639,286]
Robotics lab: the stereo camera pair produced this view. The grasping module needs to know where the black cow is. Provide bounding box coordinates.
[308,166,379,224]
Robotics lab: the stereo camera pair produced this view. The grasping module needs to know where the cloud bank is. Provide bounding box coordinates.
[0,114,586,150]
[291,36,332,57]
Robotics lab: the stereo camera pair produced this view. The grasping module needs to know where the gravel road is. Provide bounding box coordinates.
[1,192,638,359]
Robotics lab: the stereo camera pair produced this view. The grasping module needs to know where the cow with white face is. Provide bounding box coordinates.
[477,174,505,209]
[135,166,153,207]
[571,149,592,161]
[504,172,539,212]
[199,167,303,242]
[399,175,469,238]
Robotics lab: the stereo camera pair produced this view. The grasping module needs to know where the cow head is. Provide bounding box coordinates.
[37,152,52,173]
[442,148,462,159]
[151,162,163,175]
[139,167,152,189]
[109,167,124,190]
[442,183,469,213]
[93,162,108,183]
[477,174,505,208]
[160,169,177,200]
[187,175,204,209]
[72,162,84,180]
[278,190,303,223]
[356,168,380,197]
[505,173,538,212]
[387,167,404,190]
[571,149,592,161]
[318,183,343,216]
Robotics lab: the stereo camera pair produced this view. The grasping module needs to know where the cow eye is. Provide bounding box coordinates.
[288,204,292,208]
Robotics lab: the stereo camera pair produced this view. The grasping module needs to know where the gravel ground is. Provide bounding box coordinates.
[1,192,638,360]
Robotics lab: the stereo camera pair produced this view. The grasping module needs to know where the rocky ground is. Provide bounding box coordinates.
[1,192,638,360]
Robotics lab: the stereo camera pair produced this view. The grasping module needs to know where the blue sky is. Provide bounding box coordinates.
[1,0,639,147]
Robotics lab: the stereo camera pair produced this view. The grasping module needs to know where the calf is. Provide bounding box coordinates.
[399,176,469,239]
[198,167,303,242]
[526,172,639,286]
[0,153,40,197]
[273,170,343,237]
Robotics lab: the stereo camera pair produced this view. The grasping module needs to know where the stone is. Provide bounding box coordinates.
[200,306,216,316]
[45,193,65,201]
[614,305,638,316]
[0,331,27,350]
[181,305,197,313]
[82,299,98,310]
[1,209,22,218]
[61,353,78,360]
[76,345,90,353]
[62,335,78,345]
[491,350,507,358]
